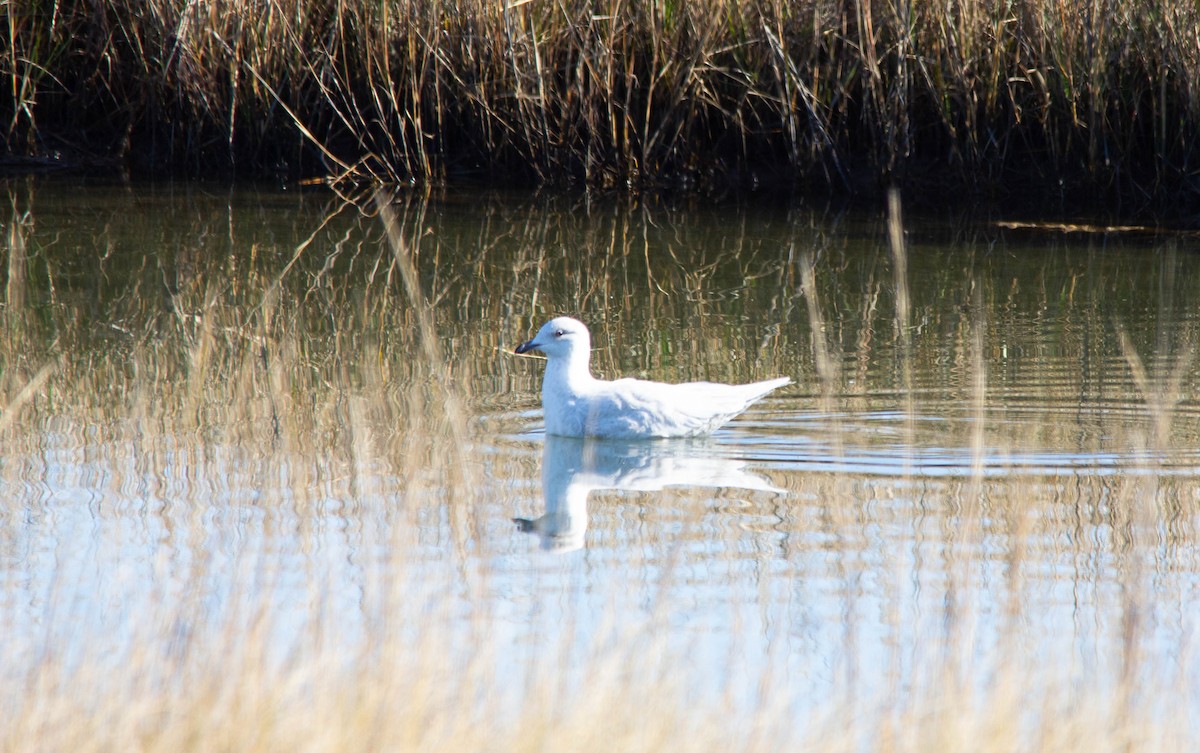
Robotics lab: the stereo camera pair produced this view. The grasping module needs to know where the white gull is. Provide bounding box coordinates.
[514,316,790,438]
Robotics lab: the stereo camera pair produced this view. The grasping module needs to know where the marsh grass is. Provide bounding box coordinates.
[5,1,1200,205]
[3,183,1200,751]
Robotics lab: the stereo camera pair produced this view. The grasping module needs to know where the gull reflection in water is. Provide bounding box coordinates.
[515,435,782,553]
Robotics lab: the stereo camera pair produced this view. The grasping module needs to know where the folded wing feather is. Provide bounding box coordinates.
[583,377,789,438]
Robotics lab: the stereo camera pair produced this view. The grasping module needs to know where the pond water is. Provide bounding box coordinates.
[1,177,1199,737]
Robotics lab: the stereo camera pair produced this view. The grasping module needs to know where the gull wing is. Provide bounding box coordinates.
[583,377,789,438]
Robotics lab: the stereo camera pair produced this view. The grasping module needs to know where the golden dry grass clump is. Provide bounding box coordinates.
[5,0,1200,203]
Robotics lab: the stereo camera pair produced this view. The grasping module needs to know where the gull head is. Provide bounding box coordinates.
[515,316,591,362]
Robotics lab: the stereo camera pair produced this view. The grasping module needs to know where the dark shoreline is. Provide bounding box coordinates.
[6,0,1200,218]
[5,151,1195,228]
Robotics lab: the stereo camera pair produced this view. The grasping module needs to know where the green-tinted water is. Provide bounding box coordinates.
[2,177,1198,738]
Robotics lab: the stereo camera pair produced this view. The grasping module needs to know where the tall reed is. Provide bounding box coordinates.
[4,0,1199,205]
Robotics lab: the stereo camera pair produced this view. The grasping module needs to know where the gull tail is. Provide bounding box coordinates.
[744,376,791,400]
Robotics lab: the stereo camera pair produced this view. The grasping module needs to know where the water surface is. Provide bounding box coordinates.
[2,178,1198,734]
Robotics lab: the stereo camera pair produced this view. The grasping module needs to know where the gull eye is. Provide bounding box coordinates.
[554,329,566,338]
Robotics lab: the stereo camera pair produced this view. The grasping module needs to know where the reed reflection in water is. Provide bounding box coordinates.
[1,177,1199,751]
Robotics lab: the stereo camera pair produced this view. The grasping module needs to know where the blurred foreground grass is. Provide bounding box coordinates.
[1,181,1198,751]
